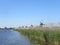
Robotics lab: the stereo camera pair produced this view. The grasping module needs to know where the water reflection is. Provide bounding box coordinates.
[0,30,30,45]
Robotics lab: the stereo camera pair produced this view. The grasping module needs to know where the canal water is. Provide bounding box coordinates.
[0,30,30,45]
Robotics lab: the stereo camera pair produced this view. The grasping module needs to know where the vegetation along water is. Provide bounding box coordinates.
[15,29,60,45]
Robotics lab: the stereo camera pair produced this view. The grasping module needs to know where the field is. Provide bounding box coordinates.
[15,29,60,45]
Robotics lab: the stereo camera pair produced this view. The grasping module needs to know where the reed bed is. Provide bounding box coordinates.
[15,29,60,45]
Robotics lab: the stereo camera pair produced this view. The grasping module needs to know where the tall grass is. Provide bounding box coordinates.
[15,29,60,45]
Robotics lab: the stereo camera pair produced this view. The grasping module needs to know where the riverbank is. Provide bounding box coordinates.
[15,29,60,45]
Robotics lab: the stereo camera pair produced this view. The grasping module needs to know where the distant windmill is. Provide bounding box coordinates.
[40,20,45,27]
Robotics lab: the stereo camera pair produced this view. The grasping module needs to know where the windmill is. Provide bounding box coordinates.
[40,20,45,27]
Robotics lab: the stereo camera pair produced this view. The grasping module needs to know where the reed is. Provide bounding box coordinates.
[15,29,60,45]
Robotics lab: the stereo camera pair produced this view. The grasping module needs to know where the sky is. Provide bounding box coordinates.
[0,0,60,27]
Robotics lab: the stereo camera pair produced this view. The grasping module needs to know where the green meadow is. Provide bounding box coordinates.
[15,29,60,45]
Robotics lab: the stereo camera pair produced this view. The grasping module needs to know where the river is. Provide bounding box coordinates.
[0,30,30,45]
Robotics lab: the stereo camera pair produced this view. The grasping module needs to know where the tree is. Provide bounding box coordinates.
[25,26,28,28]
[22,26,24,28]
[4,27,7,29]
[31,25,33,27]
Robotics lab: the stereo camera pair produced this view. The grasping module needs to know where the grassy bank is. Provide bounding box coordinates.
[15,29,60,45]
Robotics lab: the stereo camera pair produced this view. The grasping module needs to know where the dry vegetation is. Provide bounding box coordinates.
[15,27,60,45]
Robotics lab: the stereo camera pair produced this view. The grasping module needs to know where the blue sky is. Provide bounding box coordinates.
[0,0,60,27]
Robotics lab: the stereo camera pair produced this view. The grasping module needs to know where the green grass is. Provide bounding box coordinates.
[15,29,60,45]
